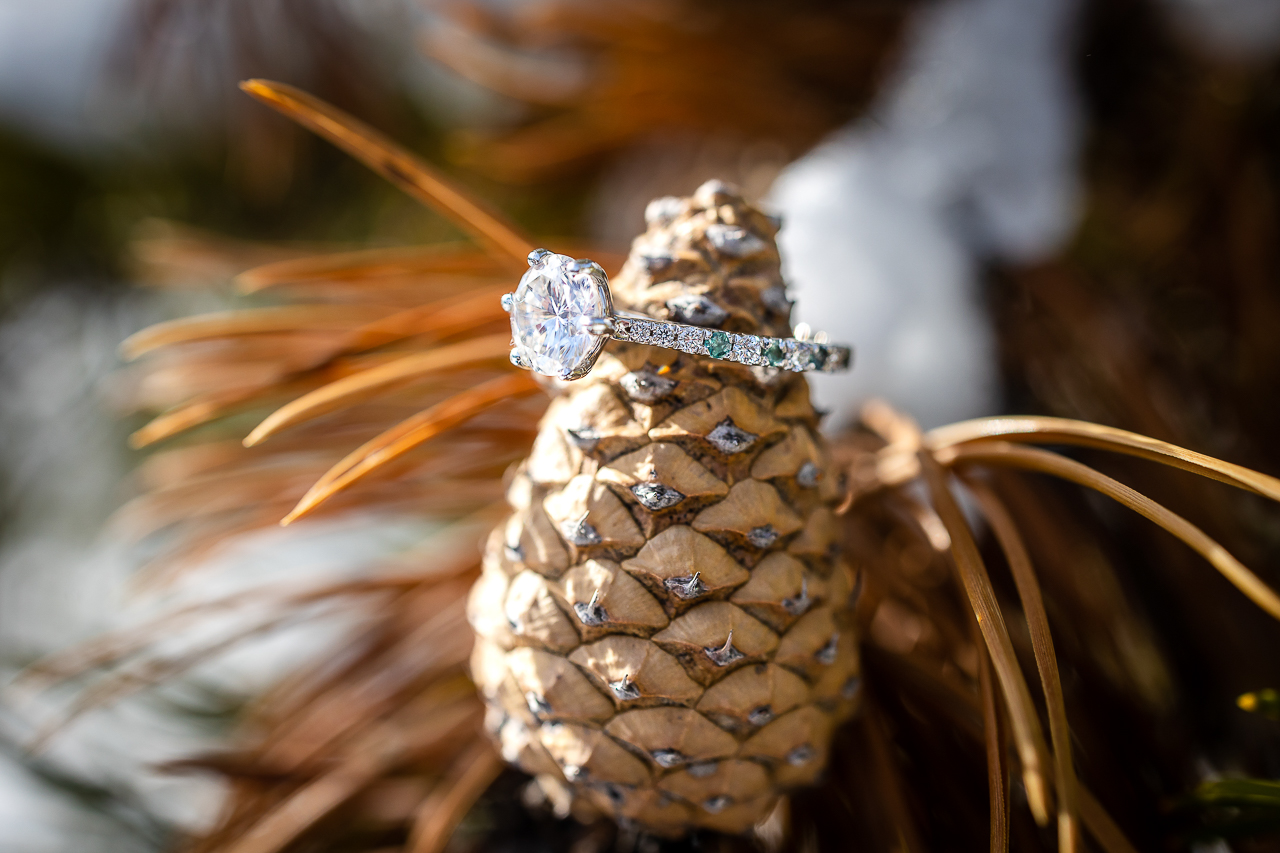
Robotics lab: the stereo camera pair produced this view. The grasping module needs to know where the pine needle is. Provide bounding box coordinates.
[1077,785,1140,853]
[235,244,502,293]
[224,701,480,853]
[239,80,535,268]
[927,416,1280,502]
[339,287,509,352]
[257,590,476,771]
[130,390,262,448]
[873,638,1139,853]
[964,476,1079,853]
[120,306,387,360]
[245,334,511,446]
[945,441,1280,620]
[282,372,539,524]
[976,634,1010,853]
[407,740,504,853]
[917,450,1052,826]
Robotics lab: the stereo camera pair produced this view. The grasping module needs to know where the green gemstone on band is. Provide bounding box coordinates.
[763,341,787,367]
[808,345,828,370]
[706,331,732,359]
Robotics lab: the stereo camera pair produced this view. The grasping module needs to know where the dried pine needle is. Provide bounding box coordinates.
[131,391,258,448]
[917,450,1052,826]
[945,441,1280,620]
[1077,785,1141,853]
[407,740,504,853]
[927,416,1280,502]
[120,305,387,360]
[235,244,502,293]
[976,631,1010,853]
[282,372,539,524]
[871,629,1140,853]
[245,334,511,446]
[240,80,535,268]
[341,287,508,351]
[224,701,480,853]
[964,476,1079,853]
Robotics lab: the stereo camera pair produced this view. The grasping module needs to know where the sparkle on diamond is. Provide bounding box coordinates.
[510,253,607,377]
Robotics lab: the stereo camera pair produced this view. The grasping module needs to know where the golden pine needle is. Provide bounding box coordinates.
[235,244,501,293]
[120,306,387,360]
[407,740,504,853]
[927,416,1280,502]
[130,394,250,448]
[224,699,481,853]
[945,441,1280,620]
[976,637,1010,853]
[871,620,1139,853]
[965,477,1079,853]
[281,372,539,525]
[340,286,509,351]
[245,334,511,446]
[239,80,535,268]
[917,450,1052,826]
[256,595,477,771]
[1077,785,1140,853]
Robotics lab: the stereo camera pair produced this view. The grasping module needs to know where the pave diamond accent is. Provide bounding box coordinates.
[509,252,608,378]
[676,326,707,353]
[732,334,763,365]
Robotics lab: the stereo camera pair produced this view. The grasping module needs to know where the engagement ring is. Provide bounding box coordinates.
[502,249,853,381]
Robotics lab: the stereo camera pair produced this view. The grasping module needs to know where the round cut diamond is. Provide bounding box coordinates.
[509,253,608,378]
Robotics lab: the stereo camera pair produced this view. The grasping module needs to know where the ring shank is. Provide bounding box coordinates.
[610,314,852,374]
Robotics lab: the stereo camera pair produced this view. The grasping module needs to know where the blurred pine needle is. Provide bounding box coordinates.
[421,0,912,183]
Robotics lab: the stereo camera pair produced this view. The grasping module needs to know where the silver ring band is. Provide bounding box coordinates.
[609,311,851,373]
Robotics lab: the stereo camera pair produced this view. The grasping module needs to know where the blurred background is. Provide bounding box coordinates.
[1,0,1279,850]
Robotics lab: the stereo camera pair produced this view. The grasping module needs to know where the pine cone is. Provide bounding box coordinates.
[468,181,859,837]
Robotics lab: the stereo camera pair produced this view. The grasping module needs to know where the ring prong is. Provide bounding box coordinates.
[509,348,532,370]
[586,317,614,335]
[527,248,550,266]
[500,293,515,312]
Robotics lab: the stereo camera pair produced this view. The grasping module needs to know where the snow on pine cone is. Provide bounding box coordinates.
[468,180,861,837]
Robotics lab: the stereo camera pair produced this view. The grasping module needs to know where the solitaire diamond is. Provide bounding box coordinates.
[508,252,609,378]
